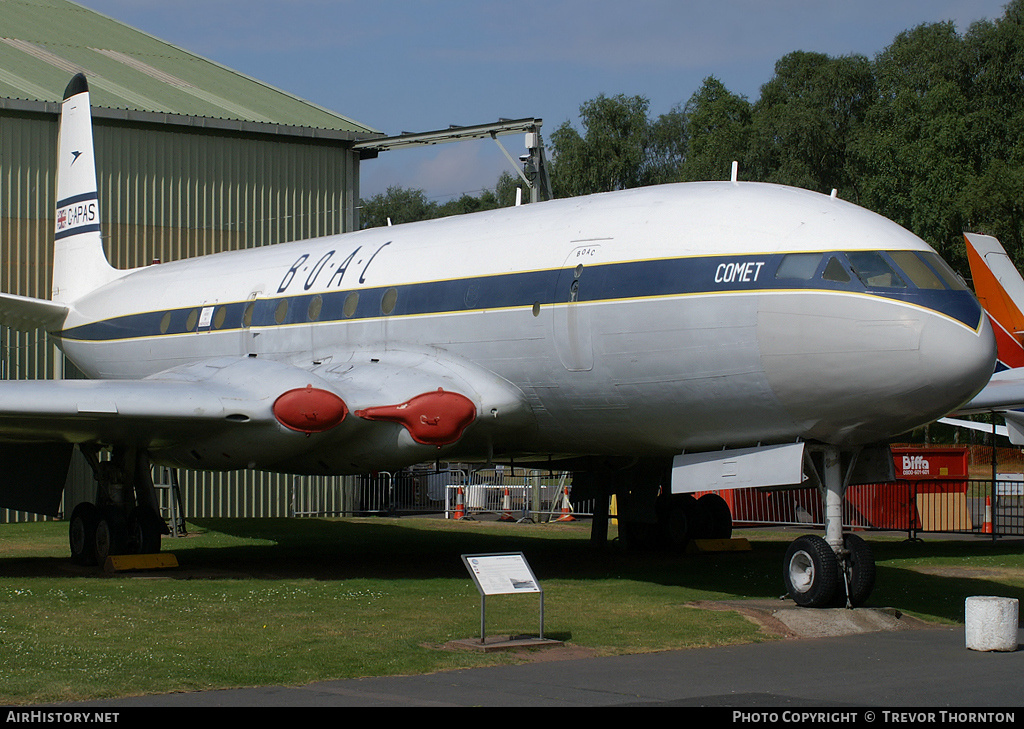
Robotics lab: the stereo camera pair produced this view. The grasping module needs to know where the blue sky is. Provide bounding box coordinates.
[76,0,1012,202]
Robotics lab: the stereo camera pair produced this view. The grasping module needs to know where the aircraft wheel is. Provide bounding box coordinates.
[94,507,127,565]
[128,507,163,555]
[69,503,99,566]
[697,493,732,539]
[839,533,876,607]
[657,494,697,552]
[784,534,839,608]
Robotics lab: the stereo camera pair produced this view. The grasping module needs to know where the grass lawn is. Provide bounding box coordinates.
[1,516,1023,704]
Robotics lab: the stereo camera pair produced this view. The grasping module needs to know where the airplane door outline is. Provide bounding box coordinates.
[553,245,600,371]
[242,291,260,354]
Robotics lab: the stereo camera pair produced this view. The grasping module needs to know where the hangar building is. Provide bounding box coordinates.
[0,0,384,521]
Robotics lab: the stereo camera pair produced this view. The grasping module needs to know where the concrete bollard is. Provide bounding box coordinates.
[965,596,1019,652]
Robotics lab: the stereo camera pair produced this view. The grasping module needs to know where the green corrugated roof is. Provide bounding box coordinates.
[0,0,381,138]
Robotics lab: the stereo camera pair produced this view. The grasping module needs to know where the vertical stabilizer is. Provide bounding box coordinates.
[52,74,118,305]
[965,232,1024,370]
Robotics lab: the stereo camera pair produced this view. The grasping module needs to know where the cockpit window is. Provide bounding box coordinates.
[775,253,822,280]
[846,251,907,288]
[917,251,970,291]
[822,256,851,283]
[888,251,944,290]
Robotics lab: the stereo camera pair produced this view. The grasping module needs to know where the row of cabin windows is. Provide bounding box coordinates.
[159,287,400,334]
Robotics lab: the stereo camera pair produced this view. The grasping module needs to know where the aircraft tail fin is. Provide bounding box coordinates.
[52,73,120,306]
[965,232,1024,371]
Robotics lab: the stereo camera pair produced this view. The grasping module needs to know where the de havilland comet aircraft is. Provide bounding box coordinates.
[0,75,1000,607]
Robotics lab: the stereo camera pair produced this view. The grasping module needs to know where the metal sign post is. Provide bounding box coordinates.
[461,552,543,644]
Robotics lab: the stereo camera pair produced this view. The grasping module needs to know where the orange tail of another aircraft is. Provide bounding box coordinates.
[964,232,1024,371]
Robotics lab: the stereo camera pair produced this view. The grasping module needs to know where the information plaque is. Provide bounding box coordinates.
[461,552,544,643]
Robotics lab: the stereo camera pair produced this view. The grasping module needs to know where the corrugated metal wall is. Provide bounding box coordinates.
[1,108,362,522]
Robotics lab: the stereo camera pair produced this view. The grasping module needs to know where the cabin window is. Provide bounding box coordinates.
[159,312,172,334]
[275,299,289,324]
[308,295,323,321]
[846,251,906,288]
[213,306,227,329]
[381,287,398,315]
[185,309,199,331]
[343,292,359,318]
[775,253,822,280]
[888,251,944,290]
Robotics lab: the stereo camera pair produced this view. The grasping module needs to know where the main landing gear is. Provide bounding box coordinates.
[576,461,733,553]
[68,447,168,566]
[783,445,876,608]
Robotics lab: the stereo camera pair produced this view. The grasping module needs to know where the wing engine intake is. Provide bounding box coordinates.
[356,388,477,446]
[273,385,348,434]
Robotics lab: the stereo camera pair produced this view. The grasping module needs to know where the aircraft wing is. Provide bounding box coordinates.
[955,368,1024,415]
[0,356,344,450]
[937,417,1008,438]
[0,350,532,513]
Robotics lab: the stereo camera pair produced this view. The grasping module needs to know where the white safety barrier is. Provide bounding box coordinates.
[965,596,1019,652]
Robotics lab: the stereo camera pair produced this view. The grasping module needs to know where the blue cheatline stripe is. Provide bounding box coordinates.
[55,252,985,342]
[56,191,99,208]
[54,224,101,242]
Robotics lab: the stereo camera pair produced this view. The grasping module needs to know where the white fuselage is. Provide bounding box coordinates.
[54,182,997,468]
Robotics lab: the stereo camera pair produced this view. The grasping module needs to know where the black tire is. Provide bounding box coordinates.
[657,494,697,552]
[94,506,127,565]
[128,507,163,555]
[69,502,99,566]
[839,533,875,607]
[697,493,732,539]
[784,534,840,608]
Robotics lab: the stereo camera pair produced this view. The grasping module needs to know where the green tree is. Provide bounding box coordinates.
[549,93,656,197]
[957,2,1024,261]
[679,77,751,182]
[748,52,874,197]
[436,190,501,218]
[359,186,437,229]
[494,170,526,207]
[855,22,973,267]
[646,105,687,184]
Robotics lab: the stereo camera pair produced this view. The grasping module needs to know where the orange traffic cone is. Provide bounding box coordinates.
[454,486,466,520]
[982,496,993,534]
[499,488,515,521]
[554,485,576,522]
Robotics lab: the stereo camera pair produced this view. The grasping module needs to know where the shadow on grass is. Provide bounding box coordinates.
[6,517,1024,623]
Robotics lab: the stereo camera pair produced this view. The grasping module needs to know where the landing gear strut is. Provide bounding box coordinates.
[68,447,168,566]
[783,445,876,608]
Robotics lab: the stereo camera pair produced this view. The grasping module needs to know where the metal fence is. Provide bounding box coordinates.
[288,467,593,522]
[711,478,1024,538]
[7,461,1023,540]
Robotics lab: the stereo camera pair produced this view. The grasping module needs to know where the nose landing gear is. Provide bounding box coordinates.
[783,445,877,608]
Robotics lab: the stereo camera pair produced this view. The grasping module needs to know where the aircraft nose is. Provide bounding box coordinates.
[918,309,997,413]
[758,293,997,445]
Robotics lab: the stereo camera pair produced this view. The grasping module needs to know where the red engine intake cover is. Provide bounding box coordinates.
[356,388,477,446]
[273,385,348,434]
